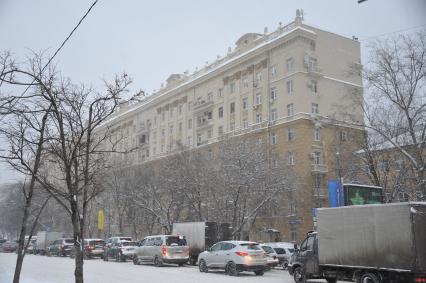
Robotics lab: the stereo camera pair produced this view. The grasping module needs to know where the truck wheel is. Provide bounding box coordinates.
[326,278,337,283]
[293,267,307,283]
[254,270,264,276]
[154,256,162,267]
[360,273,380,283]
[225,261,238,276]
[133,256,140,265]
[198,259,208,273]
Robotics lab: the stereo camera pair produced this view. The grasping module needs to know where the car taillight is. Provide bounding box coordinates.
[235,251,248,257]
[415,278,426,283]
[87,246,93,251]
[162,245,167,256]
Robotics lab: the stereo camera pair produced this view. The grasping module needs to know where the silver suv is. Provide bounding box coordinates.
[198,241,267,276]
[133,235,189,266]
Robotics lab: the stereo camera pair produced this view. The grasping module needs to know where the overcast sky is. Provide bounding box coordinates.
[0,0,425,184]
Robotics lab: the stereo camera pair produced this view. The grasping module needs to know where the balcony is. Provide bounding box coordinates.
[196,118,214,130]
[193,100,214,113]
[311,164,328,173]
[313,188,328,198]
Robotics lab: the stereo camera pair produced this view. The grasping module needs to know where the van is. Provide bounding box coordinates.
[133,235,189,266]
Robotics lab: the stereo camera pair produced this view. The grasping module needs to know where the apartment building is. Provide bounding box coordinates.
[103,10,364,242]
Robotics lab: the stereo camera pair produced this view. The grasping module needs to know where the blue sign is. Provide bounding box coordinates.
[328,180,343,207]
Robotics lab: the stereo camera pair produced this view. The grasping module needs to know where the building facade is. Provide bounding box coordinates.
[102,11,364,242]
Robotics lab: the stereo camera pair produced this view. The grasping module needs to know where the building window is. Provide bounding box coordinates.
[187,136,192,146]
[170,108,174,118]
[207,92,213,101]
[256,113,262,123]
[188,101,192,112]
[287,80,293,95]
[161,128,165,138]
[272,156,278,168]
[340,131,347,141]
[218,106,223,118]
[286,57,295,72]
[314,174,322,188]
[230,82,235,94]
[271,132,278,145]
[161,111,165,121]
[154,116,158,125]
[161,144,164,153]
[197,134,202,146]
[178,104,183,115]
[207,129,212,139]
[255,93,262,105]
[230,121,235,131]
[230,102,235,113]
[169,126,173,136]
[313,128,320,141]
[243,118,248,129]
[242,97,248,110]
[243,77,249,88]
[256,71,262,82]
[291,230,297,242]
[188,119,192,129]
[153,147,156,155]
[256,137,263,146]
[288,151,295,165]
[395,159,405,171]
[288,128,295,141]
[308,57,318,72]
[314,151,321,165]
[287,103,294,117]
[271,109,277,121]
[218,126,223,136]
[379,160,389,172]
[270,65,277,79]
[311,103,319,114]
[270,87,277,101]
[310,80,318,95]
[218,88,223,98]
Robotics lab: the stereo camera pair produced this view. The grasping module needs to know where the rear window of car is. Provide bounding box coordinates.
[89,240,105,246]
[239,243,261,250]
[121,241,136,246]
[65,239,74,244]
[165,236,187,246]
[287,248,294,253]
[261,246,274,253]
[273,248,285,254]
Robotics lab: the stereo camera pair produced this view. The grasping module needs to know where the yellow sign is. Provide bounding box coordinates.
[98,209,105,231]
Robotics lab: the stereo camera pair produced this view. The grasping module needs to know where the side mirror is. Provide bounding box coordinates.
[207,247,212,252]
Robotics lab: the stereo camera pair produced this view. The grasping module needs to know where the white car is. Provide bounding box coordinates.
[198,241,267,276]
[259,244,279,268]
[265,242,294,268]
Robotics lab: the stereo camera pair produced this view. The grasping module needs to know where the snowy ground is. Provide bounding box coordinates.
[0,252,331,283]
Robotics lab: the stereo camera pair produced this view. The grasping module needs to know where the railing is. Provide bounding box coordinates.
[311,164,328,173]
[193,100,214,112]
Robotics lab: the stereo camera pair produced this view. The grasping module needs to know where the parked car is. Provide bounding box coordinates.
[260,244,279,269]
[70,238,105,259]
[103,240,137,262]
[198,241,267,276]
[26,237,37,254]
[265,242,294,268]
[46,238,74,257]
[2,241,18,252]
[102,237,133,261]
[133,235,189,266]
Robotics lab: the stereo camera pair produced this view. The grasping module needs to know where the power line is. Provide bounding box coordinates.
[18,0,100,98]
[358,23,426,42]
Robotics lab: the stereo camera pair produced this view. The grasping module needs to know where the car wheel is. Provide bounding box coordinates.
[326,278,337,283]
[283,261,289,269]
[293,267,307,283]
[133,256,139,265]
[225,261,238,276]
[360,273,380,283]
[178,262,184,267]
[121,254,126,262]
[254,270,264,276]
[154,256,162,267]
[198,259,208,273]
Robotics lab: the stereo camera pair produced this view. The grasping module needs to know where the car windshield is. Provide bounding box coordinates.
[65,239,74,244]
[121,241,136,246]
[261,245,275,253]
[273,248,285,254]
[165,236,187,246]
[239,243,261,250]
[119,237,132,241]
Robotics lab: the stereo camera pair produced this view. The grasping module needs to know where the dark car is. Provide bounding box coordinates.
[2,241,18,252]
[46,238,74,257]
[70,238,105,259]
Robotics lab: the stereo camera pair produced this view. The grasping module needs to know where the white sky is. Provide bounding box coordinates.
[0,0,425,184]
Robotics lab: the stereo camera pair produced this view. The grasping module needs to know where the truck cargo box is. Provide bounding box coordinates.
[317,202,426,273]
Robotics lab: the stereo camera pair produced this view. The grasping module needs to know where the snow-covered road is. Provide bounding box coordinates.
[0,252,330,283]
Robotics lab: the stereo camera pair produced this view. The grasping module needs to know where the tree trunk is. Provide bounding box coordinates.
[71,201,84,283]
[13,197,30,283]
